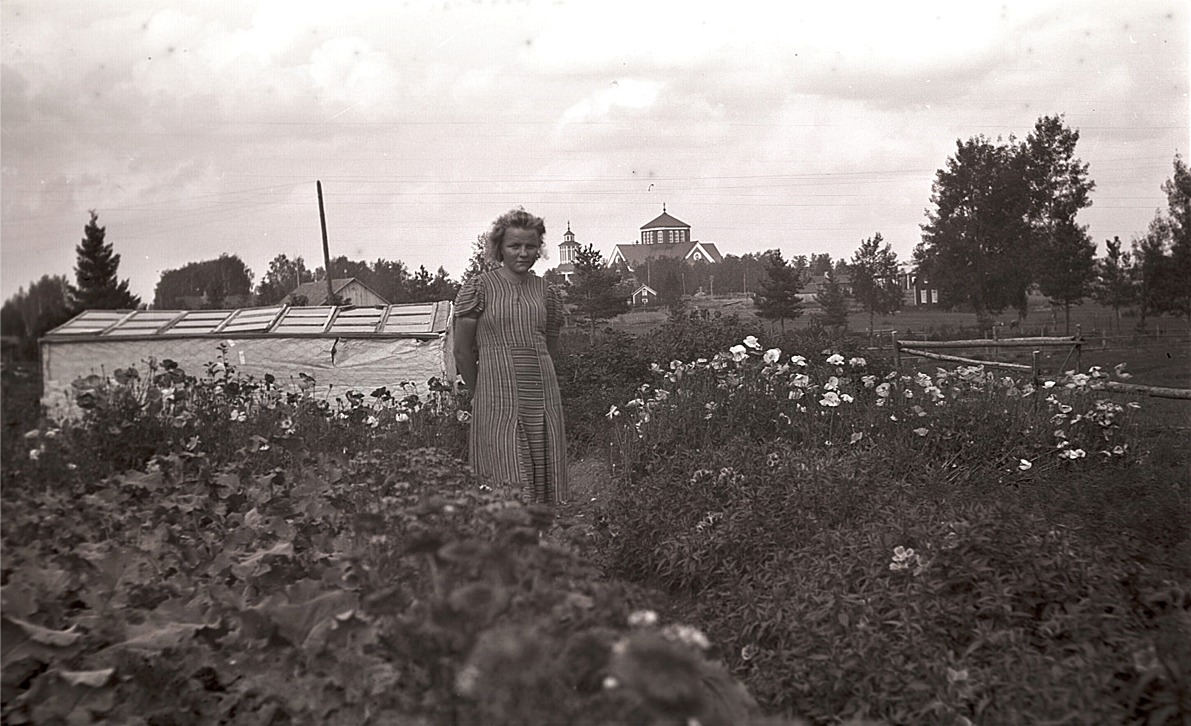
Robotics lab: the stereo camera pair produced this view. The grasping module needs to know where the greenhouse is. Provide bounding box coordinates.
[40,302,455,416]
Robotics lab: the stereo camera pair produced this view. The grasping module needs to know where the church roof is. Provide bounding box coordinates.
[641,211,690,230]
[611,241,723,267]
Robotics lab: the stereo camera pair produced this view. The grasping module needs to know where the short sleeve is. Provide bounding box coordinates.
[454,275,485,319]
[546,283,564,339]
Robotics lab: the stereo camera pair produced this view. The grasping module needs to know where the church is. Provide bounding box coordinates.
[553,206,722,285]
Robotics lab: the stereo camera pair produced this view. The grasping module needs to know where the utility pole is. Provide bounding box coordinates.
[317,180,334,306]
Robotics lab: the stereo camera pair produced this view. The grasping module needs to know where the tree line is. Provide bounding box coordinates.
[4,116,1187,352]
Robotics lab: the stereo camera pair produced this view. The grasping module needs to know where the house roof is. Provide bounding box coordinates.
[641,211,690,230]
[632,284,659,296]
[611,241,724,268]
[284,277,388,305]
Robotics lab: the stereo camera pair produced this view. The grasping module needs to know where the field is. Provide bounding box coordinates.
[2,307,1189,725]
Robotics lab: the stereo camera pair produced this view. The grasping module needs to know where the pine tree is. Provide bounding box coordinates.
[1092,237,1135,331]
[815,272,850,331]
[69,211,141,311]
[753,250,803,332]
[849,232,902,335]
[570,244,630,341]
[1037,220,1097,334]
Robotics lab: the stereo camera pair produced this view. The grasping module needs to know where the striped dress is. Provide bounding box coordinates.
[454,270,568,504]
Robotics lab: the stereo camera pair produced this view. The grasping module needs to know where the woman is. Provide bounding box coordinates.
[453,208,568,504]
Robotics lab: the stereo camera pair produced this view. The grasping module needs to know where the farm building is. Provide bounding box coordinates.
[40,302,454,417]
[283,278,389,306]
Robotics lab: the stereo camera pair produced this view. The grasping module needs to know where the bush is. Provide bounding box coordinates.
[600,334,1191,724]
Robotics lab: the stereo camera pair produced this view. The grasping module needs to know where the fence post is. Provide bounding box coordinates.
[1076,324,1082,372]
[992,324,999,363]
[891,331,900,370]
[1032,350,1040,386]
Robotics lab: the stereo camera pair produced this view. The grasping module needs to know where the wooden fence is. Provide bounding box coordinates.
[890,328,1191,401]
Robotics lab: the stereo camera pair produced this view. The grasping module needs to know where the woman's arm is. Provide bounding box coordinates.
[453,317,479,391]
[546,333,560,363]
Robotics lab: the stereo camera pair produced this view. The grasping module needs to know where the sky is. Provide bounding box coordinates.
[2,0,1187,305]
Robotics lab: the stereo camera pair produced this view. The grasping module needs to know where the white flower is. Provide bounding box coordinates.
[790,355,808,367]
[729,344,748,362]
[628,609,658,627]
[1043,381,1056,388]
[840,393,854,403]
[763,348,782,364]
[819,391,841,407]
[743,335,762,350]
[788,388,804,400]
[848,357,867,368]
[395,411,410,423]
[230,409,247,422]
[661,623,711,650]
[824,376,840,391]
[912,427,929,437]
[792,373,811,388]
[826,353,845,366]
[862,375,877,388]
[875,382,892,398]
[1113,362,1133,380]
[1061,448,1087,460]
[606,405,620,419]
[455,410,471,423]
[1018,459,1033,471]
[365,415,379,428]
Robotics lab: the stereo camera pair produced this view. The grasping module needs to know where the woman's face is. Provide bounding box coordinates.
[501,227,541,275]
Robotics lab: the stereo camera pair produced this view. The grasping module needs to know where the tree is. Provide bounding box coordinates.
[1158,154,1191,316]
[256,255,314,305]
[462,233,499,284]
[154,254,254,309]
[1092,237,1135,329]
[404,265,460,303]
[1132,227,1168,329]
[849,232,902,334]
[815,271,850,332]
[916,136,1033,326]
[916,116,1094,327]
[808,253,833,277]
[2,274,72,352]
[1036,220,1097,334]
[753,250,804,333]
[68,211,141,311]
[569,244,630,341]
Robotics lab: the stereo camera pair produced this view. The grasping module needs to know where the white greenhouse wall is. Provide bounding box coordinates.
[40,334,452,419]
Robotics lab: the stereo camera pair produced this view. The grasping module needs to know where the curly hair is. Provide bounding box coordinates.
[484,207,548,263]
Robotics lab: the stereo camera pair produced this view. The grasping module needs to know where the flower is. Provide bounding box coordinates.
[628,610,659,627]
[849,432,864,445]
[395,411,410,423]
[763,348,782,364]
[790,355,808,367]
[1114,362,1133,380]
[819,391,841,407]
[742,335,761,350]
[912,427,929,437]
[660,623,711,650]
[230,409,247,422]
[606,405,620,419]
[741,644,760,661]
[729,345,748,362]
[875,382,892,398]
[792,373,810,388]
[848,356,867,368]
[1060,448,1087,460]
[839,393,854,403]
[826,353,845,366]
[862,375,877,388]
[1018,459,1033,471]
